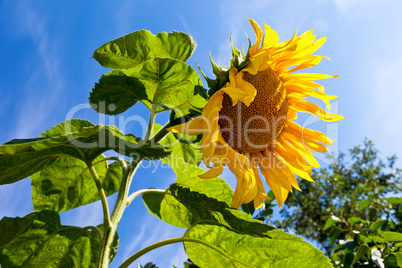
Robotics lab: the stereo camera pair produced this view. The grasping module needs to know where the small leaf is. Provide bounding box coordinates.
[393,253,402,267]
[93,30,196,69]
[370,220,388,232]
[348,217,368,226]
[352,244,370,265]
[241,201,255,215]
[343,251,354,267]
[0,211,101,267]
[324,216,341,230]
[329,227,344,248]
[359,199,374,211]
[384,254,398,268]
[387,197,402,205]
[383,231,402,242]
[0,217,33,248]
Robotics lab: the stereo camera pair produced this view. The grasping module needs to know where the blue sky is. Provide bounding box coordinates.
[1,0,402,267]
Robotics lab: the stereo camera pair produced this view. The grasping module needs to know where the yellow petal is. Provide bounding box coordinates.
[167,116,207,135]
[199,165,224,179]
[262,23,279,48]
[288,97,344,122]
[248,18,264,56]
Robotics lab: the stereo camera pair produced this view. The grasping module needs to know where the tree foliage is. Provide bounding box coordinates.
[276,139,402,267]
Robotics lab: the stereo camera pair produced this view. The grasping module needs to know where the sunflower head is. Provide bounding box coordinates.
[170,19,343,209]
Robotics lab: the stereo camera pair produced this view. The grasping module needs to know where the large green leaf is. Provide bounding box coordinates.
[92,30,196,69]
[31,157,122,213]
[89,58,207,115]
[185,226,332,268]
[142,164,233,228]
[0,217,34,248]
[143,124,233,227]
[0,211,101,268]
[0,119,168,185]
[160,130,202,171]
[165,185,331,268]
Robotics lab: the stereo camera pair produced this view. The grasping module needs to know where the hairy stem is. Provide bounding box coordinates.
[97,116,169,267]
[126,188,166,206]
[97,160,141,268]
[144,105,155,142]
[88,164,111,228]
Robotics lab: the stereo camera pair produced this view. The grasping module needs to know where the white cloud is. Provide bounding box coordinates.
[332,0,361,12]
[11,1,65,139]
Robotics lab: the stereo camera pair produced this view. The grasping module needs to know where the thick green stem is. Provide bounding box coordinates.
[97,160,141,268]
[97,117,169,267]
[144,105,155,142]
[118,237,252,268]
[149,121,171,146]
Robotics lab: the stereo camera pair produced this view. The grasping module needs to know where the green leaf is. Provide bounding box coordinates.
[185,226,331,268]
[329,227,344,248]
[93,30,196,69]
[348,217,368,226]
[359,199,374,211]
[146,185,330,267]
[0,211,101,268]
[160,131,232,204]
[143,189,192,228]
[142,164,233,228]
[0,217,33,248]
[393,253,402,267]
[384,254,398,268]
[89,75,147,115]
[241,201,255,215]
[343,251,354,267]
[352,244,370,265]
[159,128,202,167]
[40,119,94,138]
[89,58,207,115]
[387,197,402,205]
[323,216,341,230]
[370,220,388,232]
[0,119,167,185]
[31,156,123,213]
[383,231,402,242]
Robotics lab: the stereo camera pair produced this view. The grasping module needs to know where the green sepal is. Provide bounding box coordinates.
[229,36,251,70]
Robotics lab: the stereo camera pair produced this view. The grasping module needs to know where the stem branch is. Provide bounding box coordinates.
[127,188,165,206]
[118,237,252,268]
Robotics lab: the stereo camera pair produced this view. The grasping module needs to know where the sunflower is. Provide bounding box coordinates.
[168,19,343,209]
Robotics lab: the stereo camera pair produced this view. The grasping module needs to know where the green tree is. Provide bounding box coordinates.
[277,139,402,267]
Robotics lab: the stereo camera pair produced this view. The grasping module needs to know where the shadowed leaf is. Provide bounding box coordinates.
[0,211,101,268]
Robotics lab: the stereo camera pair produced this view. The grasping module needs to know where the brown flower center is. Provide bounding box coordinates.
[218,68,288,154]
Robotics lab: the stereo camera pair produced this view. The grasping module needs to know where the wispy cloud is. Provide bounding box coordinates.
[11,1,65,139]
